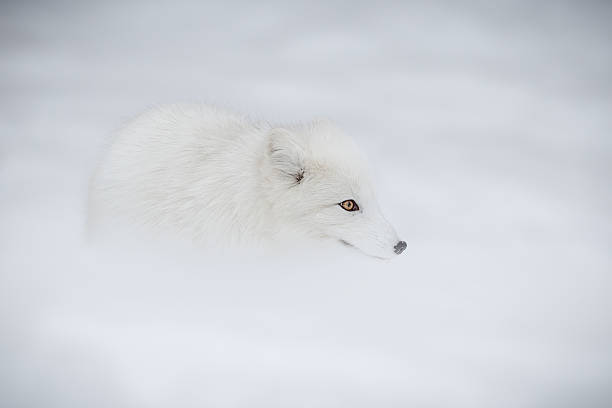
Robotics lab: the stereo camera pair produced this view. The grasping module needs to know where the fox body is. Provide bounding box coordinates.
[89,104,405,259]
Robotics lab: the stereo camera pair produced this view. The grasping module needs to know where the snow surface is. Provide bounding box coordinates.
[1,1,611,407]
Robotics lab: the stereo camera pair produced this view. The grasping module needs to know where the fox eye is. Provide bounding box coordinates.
[339,199,359,212]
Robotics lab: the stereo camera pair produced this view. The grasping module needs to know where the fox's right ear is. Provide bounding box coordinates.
[268,128,306,183]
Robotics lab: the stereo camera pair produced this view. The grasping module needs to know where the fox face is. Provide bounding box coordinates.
[264,122,405,259]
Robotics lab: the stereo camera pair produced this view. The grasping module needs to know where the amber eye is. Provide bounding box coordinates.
[339,199,359,212]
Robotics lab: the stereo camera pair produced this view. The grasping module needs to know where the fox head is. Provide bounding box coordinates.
[262,120,405,260]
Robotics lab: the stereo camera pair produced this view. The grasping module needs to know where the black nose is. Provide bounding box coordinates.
[394,240,407,255]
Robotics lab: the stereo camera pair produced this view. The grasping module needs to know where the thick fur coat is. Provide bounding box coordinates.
[89,104,405,259]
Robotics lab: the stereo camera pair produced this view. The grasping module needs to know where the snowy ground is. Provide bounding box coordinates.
[1,1,611,407]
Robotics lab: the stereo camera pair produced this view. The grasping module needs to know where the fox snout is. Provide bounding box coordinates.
[394,240,407,255]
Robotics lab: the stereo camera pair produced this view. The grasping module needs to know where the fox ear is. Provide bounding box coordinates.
[268,128,306,183]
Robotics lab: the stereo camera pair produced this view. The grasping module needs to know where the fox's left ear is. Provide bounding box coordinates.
[268,128,306,183]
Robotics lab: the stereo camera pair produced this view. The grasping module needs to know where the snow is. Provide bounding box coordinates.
[1,1,611,407]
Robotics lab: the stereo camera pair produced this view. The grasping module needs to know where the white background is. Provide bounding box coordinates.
[1,1,611,406]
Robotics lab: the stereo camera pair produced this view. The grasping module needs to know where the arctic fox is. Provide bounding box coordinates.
[89,104,406,259]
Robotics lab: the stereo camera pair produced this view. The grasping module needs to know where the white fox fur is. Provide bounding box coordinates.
[89,104,405,259]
